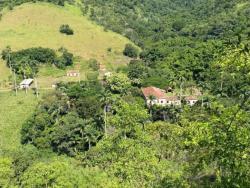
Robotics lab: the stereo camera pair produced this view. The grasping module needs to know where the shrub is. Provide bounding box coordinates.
[88,59,100,71]
[59,24,74,35]
[86,71,99,81]
[54,49,73,69]
[107,47,112,52]
[172,20,185,31]
[123,44,138,58]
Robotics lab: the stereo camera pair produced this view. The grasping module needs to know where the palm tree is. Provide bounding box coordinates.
[84,119,99,150]
[148,95,156,117]
[99,89,113,138]
[177,74,186,106]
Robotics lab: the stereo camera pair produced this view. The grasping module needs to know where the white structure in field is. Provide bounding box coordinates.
[141,86,198,106]
[20,79,34,89]
[67,70,80,77]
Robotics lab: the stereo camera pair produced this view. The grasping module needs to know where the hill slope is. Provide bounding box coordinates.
[0,2,132,64]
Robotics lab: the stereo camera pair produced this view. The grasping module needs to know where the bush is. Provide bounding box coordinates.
[123,44,138,58]
[54,50,73,69]
[107,47,112,52]
[86,71,99,81]
[172,20,185,31]
[88,59,100,71]
[59,24,74,35]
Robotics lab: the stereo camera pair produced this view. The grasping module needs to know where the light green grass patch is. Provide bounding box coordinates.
[0,2,135,88]
[0,91,39,152]
[0,2,132,65]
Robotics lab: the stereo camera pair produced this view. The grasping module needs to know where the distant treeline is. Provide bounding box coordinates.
[82,0,250,98]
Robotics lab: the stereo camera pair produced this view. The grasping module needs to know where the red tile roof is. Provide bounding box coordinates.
[185,96,198,101]
[142,87,165,99]
[142,87,180,101]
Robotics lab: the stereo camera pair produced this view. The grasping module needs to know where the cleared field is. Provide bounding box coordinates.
[0,2,131,64]
[0,91,39,152]
[0,2,135,88]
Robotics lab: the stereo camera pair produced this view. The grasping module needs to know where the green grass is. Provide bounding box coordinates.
[0,60,11,88]
[0,2,136,88]
[0,2,135,152]
[0,91,39,152]
[0,2,132,64]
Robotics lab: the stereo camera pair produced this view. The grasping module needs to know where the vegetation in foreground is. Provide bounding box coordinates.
[0,0,249,187]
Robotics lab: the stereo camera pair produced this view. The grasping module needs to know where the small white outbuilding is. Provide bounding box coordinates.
[20,79,34,89]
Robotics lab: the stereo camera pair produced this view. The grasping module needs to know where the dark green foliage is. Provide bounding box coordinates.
[151,105,182,123]
[123,44,138,58]
[107,47,112,52]
[5,47,56,77]
[83,0,250,97]
[1,46,11,60]
[1,47,73,77]
[2,1,250,187]
[172,20,185,31]
[54,49,73,69]
[127,60,148,86]
[59,24,74,35]
[21,82,104,156]
[10,47,56,64]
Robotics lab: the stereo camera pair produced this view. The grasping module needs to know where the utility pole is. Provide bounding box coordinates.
[34,77,38,98]
[13,70,17,95]
[104,105,107,138]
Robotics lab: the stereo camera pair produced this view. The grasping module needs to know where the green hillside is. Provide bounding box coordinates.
[0,1,249,187]
[0,2,136,88]
[0,3,131,63]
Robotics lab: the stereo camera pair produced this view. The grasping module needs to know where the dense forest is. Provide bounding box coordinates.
[83,0,250,94]
[0,0,250,187]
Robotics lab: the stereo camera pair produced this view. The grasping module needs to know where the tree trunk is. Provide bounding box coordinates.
[104,105,107,138]
[35,77,38,98]
[88,140,91,150]
[163,111,166,121]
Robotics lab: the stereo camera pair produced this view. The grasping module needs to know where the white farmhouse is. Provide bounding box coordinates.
[141,86,181,106]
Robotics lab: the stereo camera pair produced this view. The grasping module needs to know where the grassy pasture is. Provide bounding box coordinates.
[0,91,39,152]
[0,60,11,88]
[0,2,131,64]
[0,2,135,88]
